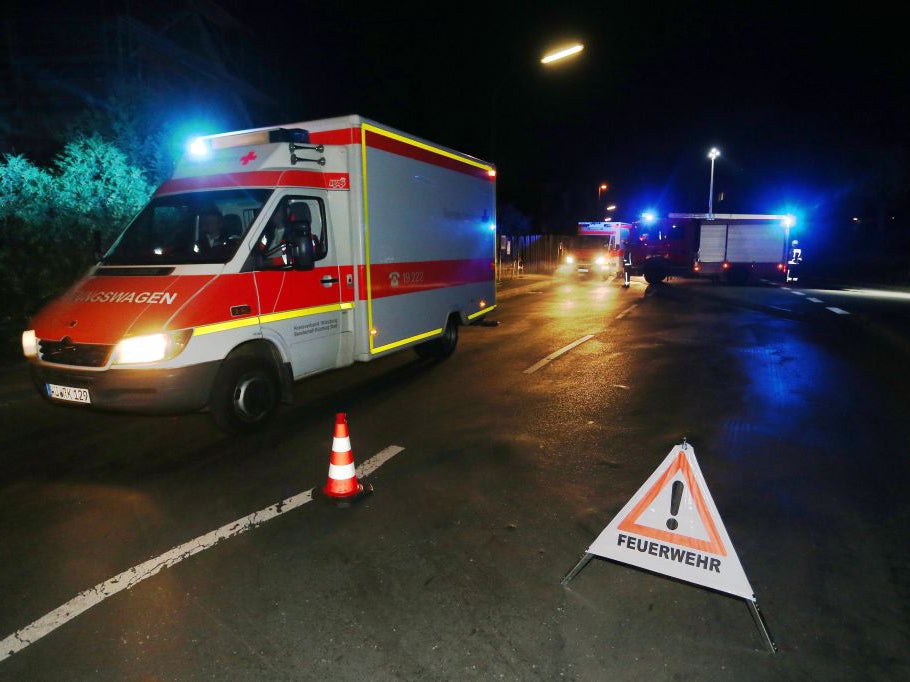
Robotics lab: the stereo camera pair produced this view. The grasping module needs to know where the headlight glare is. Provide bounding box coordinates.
[113,330,192,365]
[22,330,38,358]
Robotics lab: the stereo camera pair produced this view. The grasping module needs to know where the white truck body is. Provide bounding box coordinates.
[670,213,792,281]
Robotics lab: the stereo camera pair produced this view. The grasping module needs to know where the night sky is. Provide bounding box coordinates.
[3,1,908,237]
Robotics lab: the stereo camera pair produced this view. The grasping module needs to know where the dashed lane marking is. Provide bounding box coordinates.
[0,445,405,663]
[616,304,638,320]
[826,307,850,315]
[807,297,823,303]
[790,291,806,296]
[524,335,595,374]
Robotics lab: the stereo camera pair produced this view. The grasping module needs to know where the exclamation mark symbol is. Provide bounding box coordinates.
[666,480,684,530]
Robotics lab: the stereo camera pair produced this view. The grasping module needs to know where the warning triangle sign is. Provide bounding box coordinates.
[587,442,755,600]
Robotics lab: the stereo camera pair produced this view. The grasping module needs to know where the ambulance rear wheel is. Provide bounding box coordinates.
[414,316,458,360]
[210,357,279,433]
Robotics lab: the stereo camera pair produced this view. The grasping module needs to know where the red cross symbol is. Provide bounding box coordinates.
[240,150,257,165]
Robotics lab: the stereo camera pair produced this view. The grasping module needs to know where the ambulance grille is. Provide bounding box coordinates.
[39,339,113,367]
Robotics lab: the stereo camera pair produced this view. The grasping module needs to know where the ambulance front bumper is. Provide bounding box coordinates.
[29,361,221,414]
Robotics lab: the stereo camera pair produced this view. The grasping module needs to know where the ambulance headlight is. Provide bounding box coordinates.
[112,330,192,365]
[595,256,607,265]
[565,255,575,264]
[22,330,38,358]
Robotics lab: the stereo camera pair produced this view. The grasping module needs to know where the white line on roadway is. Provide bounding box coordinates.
[807,297,823,303]
[826,307,850,315]
[790,291,806,296]
[616,304,638,319]
[523,335,595,374]
[0,445,405,663]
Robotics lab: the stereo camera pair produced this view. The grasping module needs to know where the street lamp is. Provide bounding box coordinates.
[541,43,585,65]
[707,147,720,220]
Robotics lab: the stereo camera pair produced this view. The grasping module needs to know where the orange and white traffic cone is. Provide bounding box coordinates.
[322,413,373,506]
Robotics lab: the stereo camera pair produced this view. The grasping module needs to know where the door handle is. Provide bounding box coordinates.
[320,276,339,287]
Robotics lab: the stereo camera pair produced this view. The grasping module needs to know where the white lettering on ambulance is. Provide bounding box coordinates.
[71,291,177,304]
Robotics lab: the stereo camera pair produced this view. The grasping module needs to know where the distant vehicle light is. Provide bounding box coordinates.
[722,262,730,270]
[595,256,607,265]
[188,137,210,158]
[565,255,575,264]
[777,263,786,271]
[487,169,497,178]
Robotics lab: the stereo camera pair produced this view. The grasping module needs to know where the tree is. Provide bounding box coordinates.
[0,135,153,360]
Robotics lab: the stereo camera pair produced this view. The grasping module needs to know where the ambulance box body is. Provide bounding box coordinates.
[23,115,497,431]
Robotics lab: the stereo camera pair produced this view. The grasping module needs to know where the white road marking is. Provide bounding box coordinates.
[616,304,638,320]
[790,290,806,296]
[612,384,630,390]
[523,335,595,374]
[0,445,405,663]
[826,307,850,315]
[807,297,823,303]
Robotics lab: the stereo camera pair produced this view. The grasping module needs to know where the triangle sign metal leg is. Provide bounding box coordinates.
[747,599,778,654]
[561,552,594,585]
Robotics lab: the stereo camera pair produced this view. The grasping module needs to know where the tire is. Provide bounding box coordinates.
[209,357,280,433]
[414,316,458,360]
[643,265,666,285]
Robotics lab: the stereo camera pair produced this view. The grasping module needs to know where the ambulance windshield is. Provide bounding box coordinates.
[103,189,273,265]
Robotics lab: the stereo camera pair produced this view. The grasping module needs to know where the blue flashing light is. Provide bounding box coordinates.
[188,137,211,158]
[489,223,497,232]
[782,214,797,228]
[641,211,657,225]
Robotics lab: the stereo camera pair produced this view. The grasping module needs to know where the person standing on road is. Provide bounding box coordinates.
[787,239,802,284]
[622,239,632,288]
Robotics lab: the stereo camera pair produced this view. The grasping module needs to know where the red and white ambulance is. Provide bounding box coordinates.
[22,116,497,431]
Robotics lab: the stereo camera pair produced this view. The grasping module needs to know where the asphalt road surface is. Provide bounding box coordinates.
[1,274,909,680]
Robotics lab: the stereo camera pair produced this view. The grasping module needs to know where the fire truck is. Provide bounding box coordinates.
[628,213,797,285]
[22,116,496,432]
[558,221,632,280]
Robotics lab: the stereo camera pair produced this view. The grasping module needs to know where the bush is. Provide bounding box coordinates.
[0,135,153,363]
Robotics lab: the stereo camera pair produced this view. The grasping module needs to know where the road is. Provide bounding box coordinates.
[1,274,909,680]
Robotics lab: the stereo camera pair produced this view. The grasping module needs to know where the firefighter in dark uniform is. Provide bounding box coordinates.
[622,238,633,288]
[787,239,802,284]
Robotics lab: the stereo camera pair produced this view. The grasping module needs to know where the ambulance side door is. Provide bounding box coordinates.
[252,192,343,378]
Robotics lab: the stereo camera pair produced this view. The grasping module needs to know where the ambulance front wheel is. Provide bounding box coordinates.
[209,357,280,433]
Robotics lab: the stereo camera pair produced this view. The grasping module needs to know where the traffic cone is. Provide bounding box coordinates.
[322,413,373,506]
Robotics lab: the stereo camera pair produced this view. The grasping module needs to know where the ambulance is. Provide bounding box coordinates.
[558,221,630,280]
[21,116,497,432]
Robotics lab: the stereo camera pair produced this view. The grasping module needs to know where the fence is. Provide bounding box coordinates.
[496,234,562,281]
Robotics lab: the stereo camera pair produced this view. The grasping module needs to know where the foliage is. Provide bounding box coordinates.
[0,135,153,361]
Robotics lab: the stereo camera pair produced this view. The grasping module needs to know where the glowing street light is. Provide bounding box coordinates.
[541,43,585,65]
[707,147,721,220]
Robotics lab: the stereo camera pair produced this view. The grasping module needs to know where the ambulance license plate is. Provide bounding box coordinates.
[47,383,91,404]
